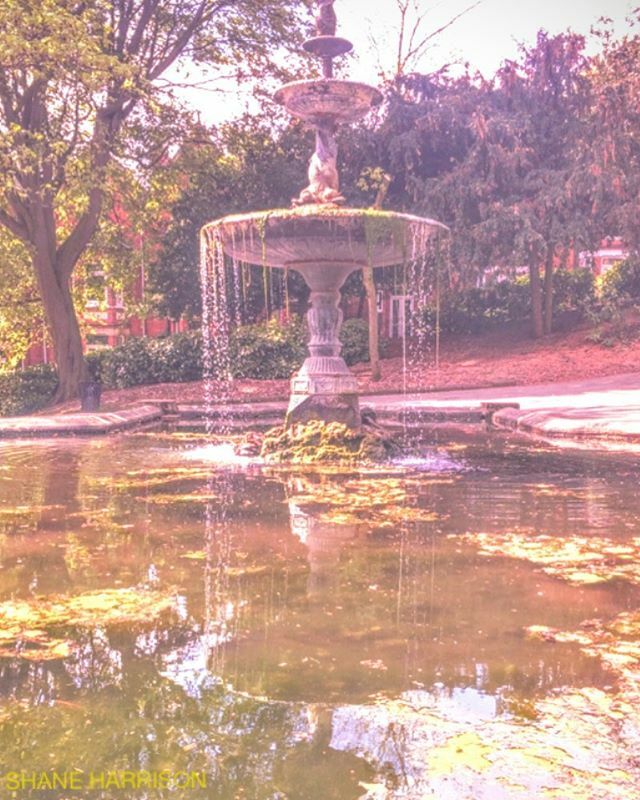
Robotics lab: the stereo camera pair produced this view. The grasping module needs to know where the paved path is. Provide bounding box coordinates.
[364,372,640,442]
[0,405,161,438]
[0,373,638,444]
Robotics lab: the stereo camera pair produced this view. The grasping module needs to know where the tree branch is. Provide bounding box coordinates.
[399,0,484,75]
[0,206,29,241]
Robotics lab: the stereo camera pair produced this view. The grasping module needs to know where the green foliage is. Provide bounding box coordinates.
[0,0,313,400]
[340,318,374,365]
[584,259,640,346]
[0,230,40,370]
[149,118,311,320]
[426,279,530,334]
[99,338,158,389]
[91,333,203,389]
[599,257,640,302]
[261,421,400,464]
[427,269,595,335]
[86,319,309,390]
[0,365,58,417]
[230,318,307,380]
[369,33,606,336]
[553,268,596,312]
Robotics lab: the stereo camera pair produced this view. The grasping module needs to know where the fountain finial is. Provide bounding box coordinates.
[316,0,337,36]
[303,0,353,79]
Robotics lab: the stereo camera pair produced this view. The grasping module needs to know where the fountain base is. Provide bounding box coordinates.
[286,391,360,429]
[260,419,403,463]
[287,355,359,428]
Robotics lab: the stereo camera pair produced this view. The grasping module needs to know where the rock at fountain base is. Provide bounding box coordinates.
[260,419,403,463]
[286,392,360,429]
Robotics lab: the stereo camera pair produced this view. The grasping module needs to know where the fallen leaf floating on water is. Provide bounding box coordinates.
[526,610,640,687]
[181,550,206,560]
[291,477,443,528]
[135,492,221,505]
[93,467,213,491]
[0,588,177,661]
[331,684,640,798]
[454,531,640,586]
[428,731,493,775]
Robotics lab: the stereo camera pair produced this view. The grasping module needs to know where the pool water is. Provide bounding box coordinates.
[0,430,639,798]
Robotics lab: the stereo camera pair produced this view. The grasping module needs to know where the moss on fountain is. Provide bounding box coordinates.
[259,419,403,464]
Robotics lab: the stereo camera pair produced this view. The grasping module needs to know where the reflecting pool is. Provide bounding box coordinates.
[0,431,639,798]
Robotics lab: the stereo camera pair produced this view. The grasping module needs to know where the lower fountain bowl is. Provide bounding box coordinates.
[201,207,448,269]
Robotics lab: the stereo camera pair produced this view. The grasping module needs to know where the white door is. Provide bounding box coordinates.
[390,295,413,338]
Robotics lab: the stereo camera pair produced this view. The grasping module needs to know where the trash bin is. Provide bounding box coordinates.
[79,380,102,412]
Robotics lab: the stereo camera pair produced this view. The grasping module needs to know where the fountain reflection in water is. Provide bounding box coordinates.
[199,0,448,435]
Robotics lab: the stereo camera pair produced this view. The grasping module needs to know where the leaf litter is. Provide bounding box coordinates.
[290,477,443,528]
[0,587,177,661]
[454,531,640,585]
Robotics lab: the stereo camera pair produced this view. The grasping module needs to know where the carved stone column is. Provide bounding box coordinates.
[286,261,360,428]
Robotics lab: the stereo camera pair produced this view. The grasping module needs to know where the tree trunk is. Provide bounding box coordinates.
[365,172,392,383]
[543,245,554,335]
[362,266,381,381]
[33,251,87,404]
[529,262,544,338]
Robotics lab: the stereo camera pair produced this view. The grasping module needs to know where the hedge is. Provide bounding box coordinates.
[0,365,58,417]
[425,268,596,335]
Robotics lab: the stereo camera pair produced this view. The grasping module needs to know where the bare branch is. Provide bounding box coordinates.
[398,0,484,76]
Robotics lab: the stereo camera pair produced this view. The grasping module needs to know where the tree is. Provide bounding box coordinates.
[0,0,312,401]
[377,32,600,337]
[149,115,311,321]
[587,17,640,254]
[0,230,40,369]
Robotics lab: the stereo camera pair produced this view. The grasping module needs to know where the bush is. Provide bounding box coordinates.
[338,317,389,365]
[84,320,309,390]
[0,365,58,417]
[92,331,204,389]
[230,317,306,380]
[339,318,369,365]
[149,332,203,384]
[600,256,640,303]
[552,268,595,313]
[99,336,161,389]
[423,269,595,336]
[425,277,531,335]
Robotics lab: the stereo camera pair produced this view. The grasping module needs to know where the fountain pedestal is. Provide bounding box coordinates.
[287,260,360,428]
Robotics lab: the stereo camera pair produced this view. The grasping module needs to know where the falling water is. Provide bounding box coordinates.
[200,226,231,437]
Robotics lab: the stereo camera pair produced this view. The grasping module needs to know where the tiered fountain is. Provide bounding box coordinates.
[201,0,446,429]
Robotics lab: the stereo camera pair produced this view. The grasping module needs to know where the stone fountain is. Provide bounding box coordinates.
[201,0,446,429]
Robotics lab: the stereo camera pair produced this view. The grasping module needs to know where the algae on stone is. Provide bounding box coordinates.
[260,420,401,464]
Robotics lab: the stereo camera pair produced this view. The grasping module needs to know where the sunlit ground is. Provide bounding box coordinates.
[0,429,639,798]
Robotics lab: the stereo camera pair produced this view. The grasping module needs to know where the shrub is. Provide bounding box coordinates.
[552,268,595,313]
[0,365,58,417]
[149,332,203,384]
[99,336,159,389]
[92,331,204,389]
[425,277,531,335]
[600,256,640,303]
[339,318,369,365]
[338,317,389,365]
[230,317,306,380]
[424,269,595,335]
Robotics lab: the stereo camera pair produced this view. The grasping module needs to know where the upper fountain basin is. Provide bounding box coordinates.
[274,80,383,124]
[202,207,448,269]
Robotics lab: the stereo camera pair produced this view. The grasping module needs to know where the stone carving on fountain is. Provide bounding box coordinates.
[279,1,379,209]
[292,121,345,207]
[200,0,447,430]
